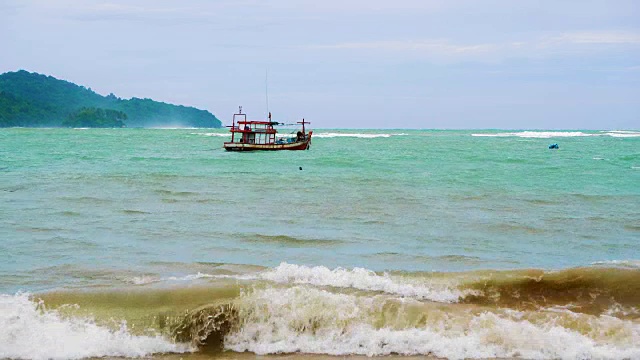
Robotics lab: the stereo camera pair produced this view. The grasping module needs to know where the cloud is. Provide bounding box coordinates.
[310,40,495,54]
[549,31,640,44]
[310,41,438,51]
[307,40,502,63]
[74,3,198,21]
[90,3,180,15]
[306,31,640,63]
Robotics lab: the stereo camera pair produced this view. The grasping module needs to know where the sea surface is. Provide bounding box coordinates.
[0,128,639,359]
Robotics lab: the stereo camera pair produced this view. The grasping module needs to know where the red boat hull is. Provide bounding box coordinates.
[223,138,311,151]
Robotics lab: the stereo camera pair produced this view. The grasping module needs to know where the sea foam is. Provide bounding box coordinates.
[151,263,467,303]
[313,132,407,138]
[195,132,229,137]
[471,131,593,138]
[225,286,640,359]
[0,293,192,360]
[591,259,640,269]
[471,130,640,138]
[257,262,468,303]
[605,130,640,138]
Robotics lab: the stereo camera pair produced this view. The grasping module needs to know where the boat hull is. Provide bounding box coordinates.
[223,139,311,151]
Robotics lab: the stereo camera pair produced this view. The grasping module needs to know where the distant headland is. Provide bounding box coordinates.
[0,70,222,128]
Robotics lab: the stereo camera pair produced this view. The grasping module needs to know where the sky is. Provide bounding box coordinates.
[1,0,639,129]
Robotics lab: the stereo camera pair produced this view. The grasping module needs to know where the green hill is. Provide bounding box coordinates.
[0,70,221,128]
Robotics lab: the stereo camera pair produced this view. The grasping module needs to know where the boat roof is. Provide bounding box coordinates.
[236,120,281,125]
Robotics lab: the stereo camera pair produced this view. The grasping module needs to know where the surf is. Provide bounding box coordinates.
[4,263,638,359]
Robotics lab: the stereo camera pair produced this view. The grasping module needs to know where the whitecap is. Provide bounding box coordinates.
[472,130,640,138]
[603,131,640,138]
[192,132,229,137]
[0,293,192,360]
[471,131,594,138]
[257,262,468,303]
[313,133,407,138]
[226,287,640,359]
[124,275,160,285]
[165,272,257,282]
[166,272,217,281]
[591,260,640,269]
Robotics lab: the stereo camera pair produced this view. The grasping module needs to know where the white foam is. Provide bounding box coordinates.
[604,303,640,317]
[258,263,466,303]
[471,131,593,138]
[313,133,407,138]
[472,130,640,138]
[165,272,257,282]
[193,132,229,137]
[591,260,640,269]
[0,293,192,360]
[125,275,160,285]
[225,287,640,359]
[603,130,640,138]
[166,272,217,281]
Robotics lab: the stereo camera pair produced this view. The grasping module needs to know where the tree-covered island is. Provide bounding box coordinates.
[62,107,128,128]
[0,70,222,128]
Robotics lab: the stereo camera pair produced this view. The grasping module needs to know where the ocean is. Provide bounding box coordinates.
[0,128,639,359]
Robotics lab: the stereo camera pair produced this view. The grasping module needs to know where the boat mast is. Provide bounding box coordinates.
[265,69,269,121]
[298,118,310,134]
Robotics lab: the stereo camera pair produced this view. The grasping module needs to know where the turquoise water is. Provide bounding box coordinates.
[0,128,639,359]
[2,129,638,291]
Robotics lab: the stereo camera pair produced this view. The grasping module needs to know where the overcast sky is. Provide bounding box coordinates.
[1,0,639,129]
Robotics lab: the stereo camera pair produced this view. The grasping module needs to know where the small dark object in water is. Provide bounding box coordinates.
[549,144,559,149]
[299,167,303,170]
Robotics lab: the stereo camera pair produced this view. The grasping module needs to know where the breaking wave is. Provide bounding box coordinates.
[223,286,640,358]
[194,132,229,137]
[592,259,640,269]
[471,130,640,138]
[257,262,469,303]
[313,133,408,138]
[112,262,640,314]
[606,130,640,138]
[7,263,640,359]
[0,293,192,360]
[459,267,640,317]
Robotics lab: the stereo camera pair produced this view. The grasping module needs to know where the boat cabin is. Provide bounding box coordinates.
[231,121,278,145]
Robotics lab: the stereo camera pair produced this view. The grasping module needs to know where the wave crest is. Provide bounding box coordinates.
[258,263,469,303]
[223,286,640,358]
[459,267,640,317]
[0,293,192,360]
[313,133,407,138]
[171,303,237,351]
[471,130,640,138]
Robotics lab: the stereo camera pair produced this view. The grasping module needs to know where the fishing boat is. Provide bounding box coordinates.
[223,106,312,151]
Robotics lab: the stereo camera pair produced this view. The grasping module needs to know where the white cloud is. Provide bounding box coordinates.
[91,3,179,15]
[549,31,640,44]
[75,2,203,20]
[310,40,495,54]
[307,31,640,63]
[306,40,501,63]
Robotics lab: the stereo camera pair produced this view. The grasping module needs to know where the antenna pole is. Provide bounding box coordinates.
[265,69,269,120]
